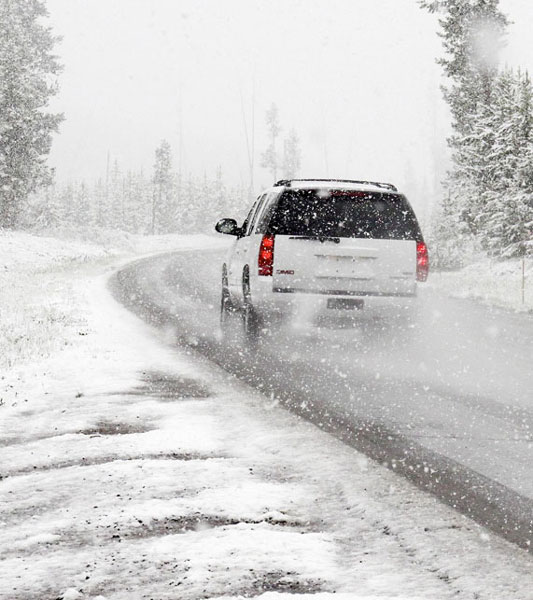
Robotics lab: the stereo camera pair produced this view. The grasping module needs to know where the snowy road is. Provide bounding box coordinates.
[113,246,533,551]
[3,233,533,599]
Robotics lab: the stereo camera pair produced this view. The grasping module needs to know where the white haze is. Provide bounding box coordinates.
[45,0,533,220]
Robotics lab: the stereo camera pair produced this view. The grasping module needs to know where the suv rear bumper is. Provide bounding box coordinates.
[249,276,417,321]
[272,286,416,298]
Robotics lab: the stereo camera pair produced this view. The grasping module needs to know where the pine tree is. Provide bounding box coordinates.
[261,103,281,182]
[152,140,175,234]
[74,181,91,227]
[421,0,508,135]
[122,171,136,233]
[134,169,152,234]
[282,129,302,179]
[472,69,533,255]
[450,69,512,237]
[23,147,255,237]
[420,0,509,257]
[0,0,63,228]
[497,70,533,254]
[24,180,62,228]
[94,177,106,228]
[180,175,201,232]
[515,71,533,190]
[108,160,123,229]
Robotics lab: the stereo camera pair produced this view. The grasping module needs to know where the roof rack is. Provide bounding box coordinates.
[273,178,398,192]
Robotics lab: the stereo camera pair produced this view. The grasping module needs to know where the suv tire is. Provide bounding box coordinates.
[242,266,260,342]
[220,264,238,338]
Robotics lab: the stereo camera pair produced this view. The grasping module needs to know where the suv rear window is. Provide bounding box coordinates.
[266,189,422,240]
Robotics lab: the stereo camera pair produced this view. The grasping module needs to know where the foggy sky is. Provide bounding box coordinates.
[45,0,533,218]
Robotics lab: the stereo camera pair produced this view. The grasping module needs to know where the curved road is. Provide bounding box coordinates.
[111,246,533,552]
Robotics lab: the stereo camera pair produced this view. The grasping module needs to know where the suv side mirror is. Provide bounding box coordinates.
[215,218,241,236]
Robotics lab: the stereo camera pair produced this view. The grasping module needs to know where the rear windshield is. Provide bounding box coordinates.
[266,189,422,240]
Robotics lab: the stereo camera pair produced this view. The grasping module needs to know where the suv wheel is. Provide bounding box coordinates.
[220,265,233,332]
[242,266,260,342]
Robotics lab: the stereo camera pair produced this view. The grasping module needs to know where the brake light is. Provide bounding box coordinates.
[416,241,429,282]
[330,190,369,198]
[258,234,275,276]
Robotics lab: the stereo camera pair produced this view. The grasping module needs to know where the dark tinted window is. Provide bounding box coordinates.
[242,194,266,236]
[254,192,281,234]
[267,189,422,240]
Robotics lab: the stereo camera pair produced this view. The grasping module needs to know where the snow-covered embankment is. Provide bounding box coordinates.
[428,257,533,313]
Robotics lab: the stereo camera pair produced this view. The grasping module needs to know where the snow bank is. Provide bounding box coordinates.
[0,229,221,369]
[30,224,219,255]
[427,257,533,313]
[0,229,113,270]
[0,230,114,371]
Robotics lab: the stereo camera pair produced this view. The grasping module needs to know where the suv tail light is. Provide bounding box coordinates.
[258,234,275,276]
[416,241,429,282]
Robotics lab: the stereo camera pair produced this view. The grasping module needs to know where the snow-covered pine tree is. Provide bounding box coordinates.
[282,129,302,179]
[514,70,533,190]
[152,140,176,234]
[421,0,508,135]
[74,181,91,227]
[260,103,281,182]
[22,146,255,236]
[24,180,63,229]
[108,160,124,230]
[180,175,202,232]
[134,169,152,234]
[0,0,63,228]
[501,70,533,255]
[453,68,515,243]
[480,68,518,251]
[93,177,106,228]
[121,170,137,233]
[420,0,509,262]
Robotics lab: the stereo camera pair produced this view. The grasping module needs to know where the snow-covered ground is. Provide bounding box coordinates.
[1,230,533,600]
[0,229,215,369]
[428,257,533,313]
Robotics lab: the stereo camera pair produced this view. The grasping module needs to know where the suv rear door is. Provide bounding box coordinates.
[228,193,271,294]
[267,189,421,297]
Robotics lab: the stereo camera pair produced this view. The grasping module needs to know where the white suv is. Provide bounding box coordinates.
[215,179,428,337]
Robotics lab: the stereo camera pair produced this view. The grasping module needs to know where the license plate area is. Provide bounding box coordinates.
[327,298,364,310]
